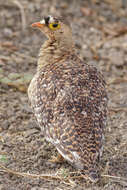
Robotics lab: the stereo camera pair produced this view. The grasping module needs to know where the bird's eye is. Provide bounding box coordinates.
[49,23,61,30]
[52,24,58,27]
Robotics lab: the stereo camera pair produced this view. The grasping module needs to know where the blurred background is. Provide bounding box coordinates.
[0,0,127,189]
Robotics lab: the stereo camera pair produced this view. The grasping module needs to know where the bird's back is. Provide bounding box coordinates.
[28,54,108,181]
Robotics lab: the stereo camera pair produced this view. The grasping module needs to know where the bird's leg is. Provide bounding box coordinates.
[49,153,64,163]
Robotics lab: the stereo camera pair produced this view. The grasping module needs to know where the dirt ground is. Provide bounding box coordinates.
[0,0,127,189]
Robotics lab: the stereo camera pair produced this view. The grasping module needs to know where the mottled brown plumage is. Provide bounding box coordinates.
[28,16,108,182]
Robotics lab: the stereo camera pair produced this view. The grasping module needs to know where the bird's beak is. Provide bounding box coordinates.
[31,22,45,29]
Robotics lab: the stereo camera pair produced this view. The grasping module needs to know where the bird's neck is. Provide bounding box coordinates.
[37,39,75,71]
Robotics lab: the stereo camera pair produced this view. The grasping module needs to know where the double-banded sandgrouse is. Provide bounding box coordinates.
[28,15,108,182]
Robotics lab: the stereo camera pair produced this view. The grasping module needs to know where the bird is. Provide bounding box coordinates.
[28,15,108,182]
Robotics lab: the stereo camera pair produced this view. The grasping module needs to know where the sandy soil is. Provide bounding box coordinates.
[0,0,127,189]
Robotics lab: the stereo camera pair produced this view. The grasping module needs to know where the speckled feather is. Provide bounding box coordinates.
[28,16,108,182]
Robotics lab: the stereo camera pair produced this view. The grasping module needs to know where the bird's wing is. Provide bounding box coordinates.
[29,58,108,172]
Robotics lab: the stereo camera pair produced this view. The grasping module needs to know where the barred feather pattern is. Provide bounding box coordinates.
[28,54,108,182]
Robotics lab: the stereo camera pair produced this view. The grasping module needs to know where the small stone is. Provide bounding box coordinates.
[0,184,4,190]
[108,48,124,65]
[0,68,3,73]
[0,77,11,84]
[3,28,13,38]
[2,121,10,130]
[8,73,21,80]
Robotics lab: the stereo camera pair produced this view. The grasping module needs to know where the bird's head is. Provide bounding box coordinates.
[31,15,74,48]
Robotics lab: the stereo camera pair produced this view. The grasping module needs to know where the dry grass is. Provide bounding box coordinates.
[0,163,127,187]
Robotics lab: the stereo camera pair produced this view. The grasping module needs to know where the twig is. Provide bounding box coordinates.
[109,106,127,113]
[1,163,127,185]
[0,0,26,31]
[0,55,10,61]
[101,174,127,183]
[0,163,63,181]
[0,164,88,182]
[12,0,26,32]
[107,78,127,85]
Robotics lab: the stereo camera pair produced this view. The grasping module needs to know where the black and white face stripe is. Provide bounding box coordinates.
[44,16,50,25]
[40,16,58,25]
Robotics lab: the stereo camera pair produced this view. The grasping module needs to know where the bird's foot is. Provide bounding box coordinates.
[49,153,64,163]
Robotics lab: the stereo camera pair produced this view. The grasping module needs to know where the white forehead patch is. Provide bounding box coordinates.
[40,19,45,24]
[40,16,56,25]
[48,15,55,23]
